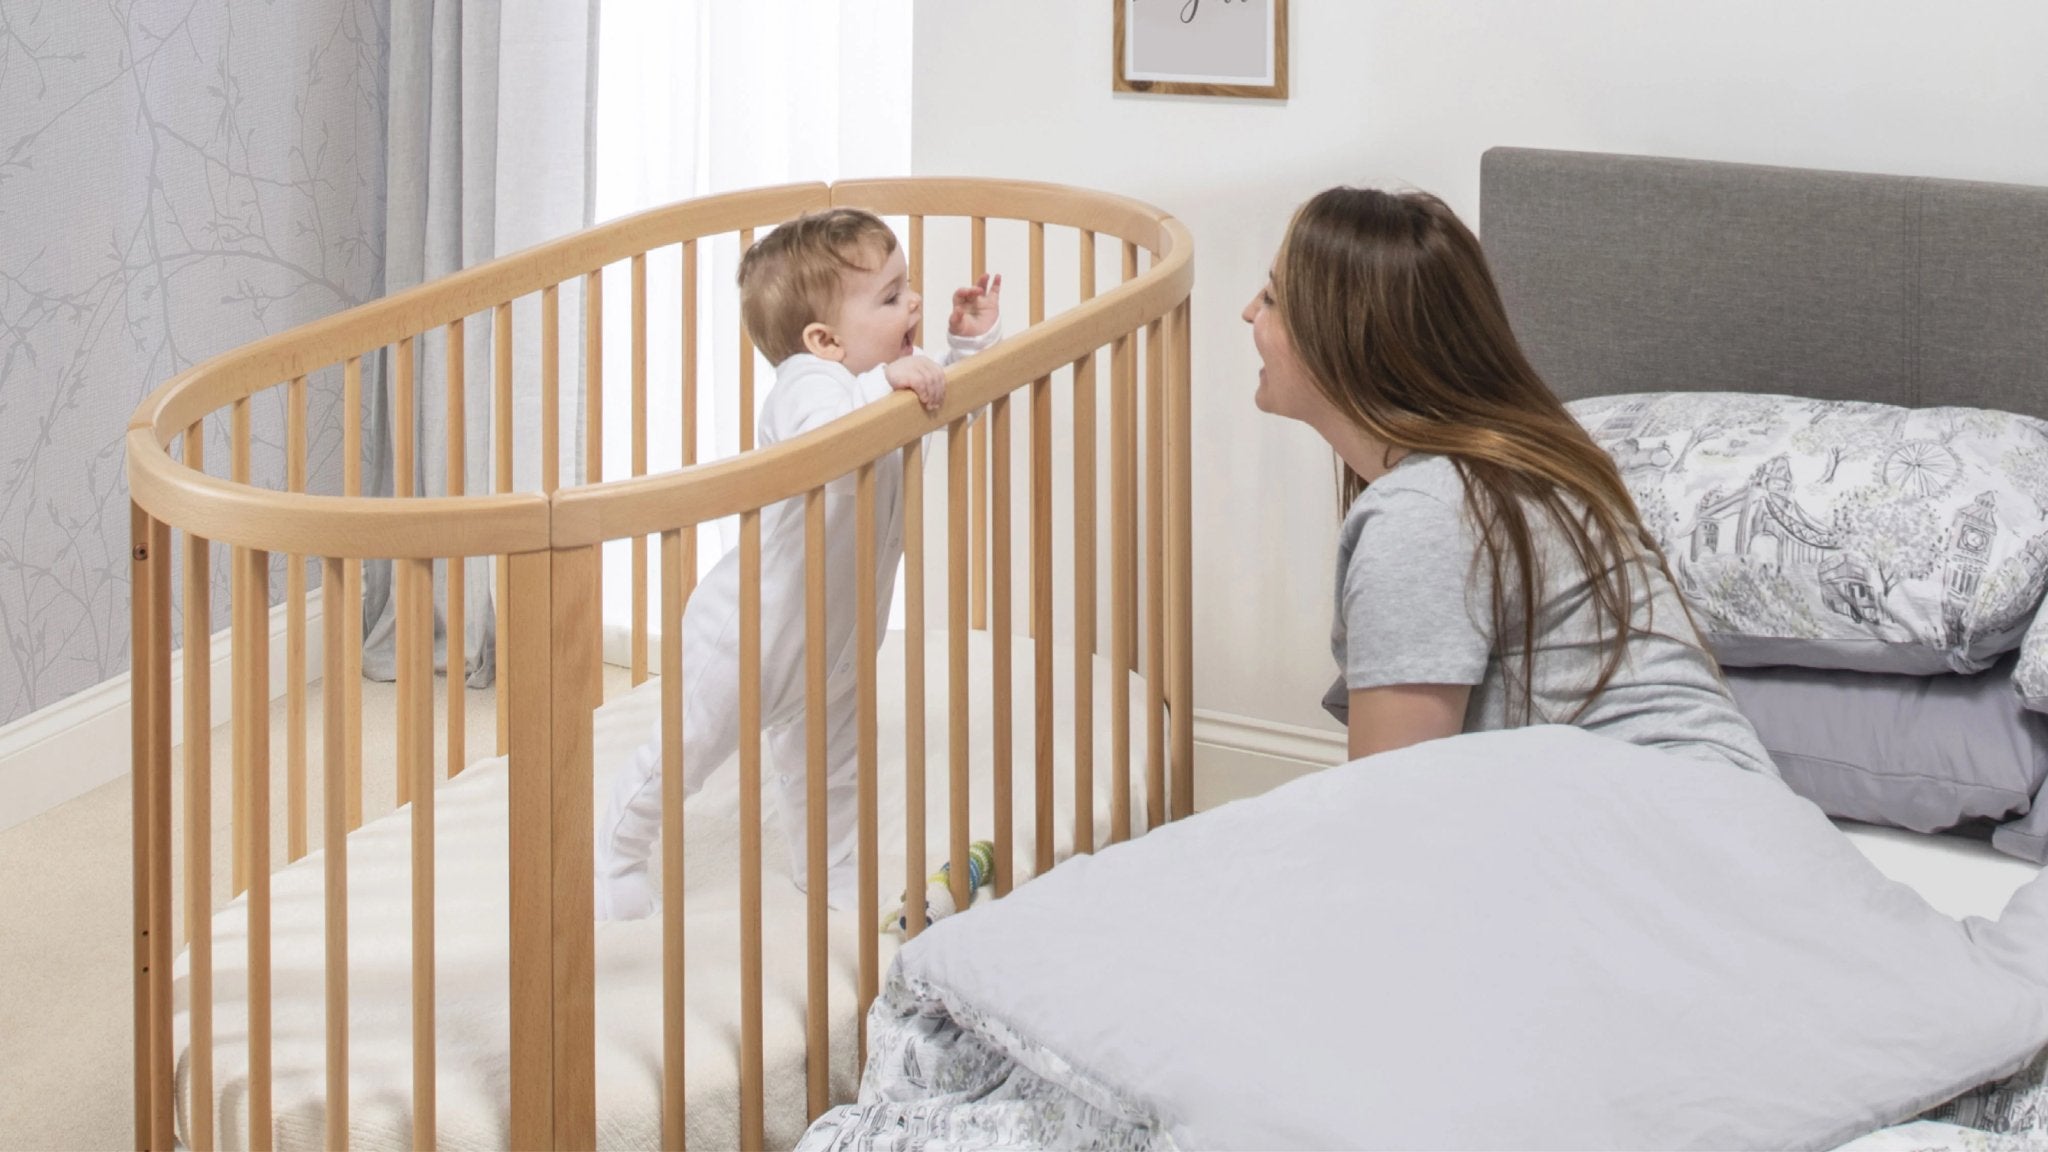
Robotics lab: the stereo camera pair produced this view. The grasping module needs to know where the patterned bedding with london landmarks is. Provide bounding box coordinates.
[1567,393,2048,676]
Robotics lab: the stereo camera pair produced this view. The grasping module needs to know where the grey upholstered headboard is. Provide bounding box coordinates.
[1478,147,2048,422]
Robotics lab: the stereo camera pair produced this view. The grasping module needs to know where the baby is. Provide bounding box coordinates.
[596,208,1002,919]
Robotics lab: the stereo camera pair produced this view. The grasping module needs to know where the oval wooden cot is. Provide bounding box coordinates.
[124,178,1196,1150]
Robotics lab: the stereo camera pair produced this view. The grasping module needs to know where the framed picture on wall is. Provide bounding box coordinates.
[1115,0,1289,100]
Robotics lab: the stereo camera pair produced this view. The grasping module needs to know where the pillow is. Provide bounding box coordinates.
[1722,654,2048,860]
[2017,609,2048,712]
[1567,392,2048,674]
[1997,787,2048,865]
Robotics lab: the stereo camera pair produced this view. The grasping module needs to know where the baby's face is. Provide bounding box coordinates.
[828,245,921,374]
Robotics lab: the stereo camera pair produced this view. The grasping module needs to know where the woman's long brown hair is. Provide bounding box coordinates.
[1275,187,1702,724]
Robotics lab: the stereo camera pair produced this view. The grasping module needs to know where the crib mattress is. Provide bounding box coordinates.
[171,629,1157,1151]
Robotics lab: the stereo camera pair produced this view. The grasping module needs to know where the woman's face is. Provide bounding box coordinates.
[1243,265,1321,423]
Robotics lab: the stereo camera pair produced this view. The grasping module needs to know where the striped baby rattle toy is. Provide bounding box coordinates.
[883,840,996,934]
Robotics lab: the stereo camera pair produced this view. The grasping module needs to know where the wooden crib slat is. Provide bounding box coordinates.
[1130,247,1146,668]
[855,464,880,1053]
[1029,220,1054,877]
[991,391,1013,897]
[738,507,766,1151]
[739,227,756,453]
[1170,299,1195,819]
[632,255,649,686]
[804,489,830,1120]
[586,270,605,696]
[1027,221,1043,327]
[322,554,351,1150]
[908,216,924,301]
[542,285,561,495]
[288,376,308,863]
[1027,218,1045,626]
[970,216,988,633]
[344,357,365,830]
[1145,317,1166,832]
[1077,233,1100,855]
[396,337,416,501]
[681,241,699,605]
[1074,343,1098,856]
[403,556,438,1149]
[495,304,513,759]
[1110,330,1133,845]
[586,271,604,489]
[181,427,215,1152]
[147,512,174,1151]
[231,397,251,897]
[448,319,467,778]
[948,420,972,912]
[1030,361,1053,876]
[658,528,687,1150]
[242,543,274,1151]
[903,442,928,938]
[396,337,415,811]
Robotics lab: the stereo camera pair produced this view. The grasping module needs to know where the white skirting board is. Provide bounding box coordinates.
[1191,708,1344,811]
[0,600,325,834]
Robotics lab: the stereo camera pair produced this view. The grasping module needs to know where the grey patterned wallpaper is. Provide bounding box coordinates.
[0,1,388,726]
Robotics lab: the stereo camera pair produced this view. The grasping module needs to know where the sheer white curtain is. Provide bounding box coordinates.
[592,0,913,635]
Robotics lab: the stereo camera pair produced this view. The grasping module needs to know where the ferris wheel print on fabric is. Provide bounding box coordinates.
[1883,440,1963,499]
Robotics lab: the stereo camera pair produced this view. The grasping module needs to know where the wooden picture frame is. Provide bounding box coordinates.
[1114,0,1289,100]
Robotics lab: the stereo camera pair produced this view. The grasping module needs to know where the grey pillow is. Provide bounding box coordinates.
[1997,795,2048,865]
[1723,655,2048,859]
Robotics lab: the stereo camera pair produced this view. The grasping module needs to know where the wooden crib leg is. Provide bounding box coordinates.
[506,547,598,1150]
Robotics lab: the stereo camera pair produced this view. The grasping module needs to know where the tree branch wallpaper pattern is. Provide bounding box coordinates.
[0,0,388,726]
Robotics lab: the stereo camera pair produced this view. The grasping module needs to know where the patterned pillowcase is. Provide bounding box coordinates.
[2016,619,2048,712]
[1567,393,2048,675]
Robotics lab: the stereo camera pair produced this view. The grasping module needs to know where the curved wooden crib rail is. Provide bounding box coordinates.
[126,178,1194,1151]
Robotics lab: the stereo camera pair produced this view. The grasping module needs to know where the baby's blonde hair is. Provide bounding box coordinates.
[738,208,900,364]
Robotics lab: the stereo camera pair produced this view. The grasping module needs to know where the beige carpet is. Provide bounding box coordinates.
[0,667,631,1152]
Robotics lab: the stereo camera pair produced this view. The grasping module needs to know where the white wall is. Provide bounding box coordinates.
[913,0,2048,745]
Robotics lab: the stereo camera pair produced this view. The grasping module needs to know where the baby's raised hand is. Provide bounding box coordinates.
[885,354,947,413]
[949,273,1002,340]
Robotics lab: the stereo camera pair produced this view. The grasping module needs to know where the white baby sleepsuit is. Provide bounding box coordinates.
[597,326,999,919]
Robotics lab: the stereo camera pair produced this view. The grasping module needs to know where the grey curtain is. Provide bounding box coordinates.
[361,0,598,684]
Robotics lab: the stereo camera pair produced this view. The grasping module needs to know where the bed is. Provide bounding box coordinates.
[796,149,2048,1151]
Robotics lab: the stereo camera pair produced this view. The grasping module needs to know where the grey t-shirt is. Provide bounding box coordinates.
[1328,453,1778,778]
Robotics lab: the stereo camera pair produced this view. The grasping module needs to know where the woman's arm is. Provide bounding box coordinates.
[1347,683,1472,761]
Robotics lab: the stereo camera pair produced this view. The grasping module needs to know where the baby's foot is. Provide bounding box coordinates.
[594,869,656,921]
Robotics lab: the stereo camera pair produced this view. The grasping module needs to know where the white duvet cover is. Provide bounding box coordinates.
[802,727,2048,1152]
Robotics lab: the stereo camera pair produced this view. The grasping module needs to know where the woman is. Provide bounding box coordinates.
[1244,186,1776,775]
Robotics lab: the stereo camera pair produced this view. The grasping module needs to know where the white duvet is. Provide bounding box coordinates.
[803,727,2048,1152]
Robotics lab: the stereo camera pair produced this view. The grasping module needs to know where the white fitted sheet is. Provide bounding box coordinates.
[172,629,1158,1151]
